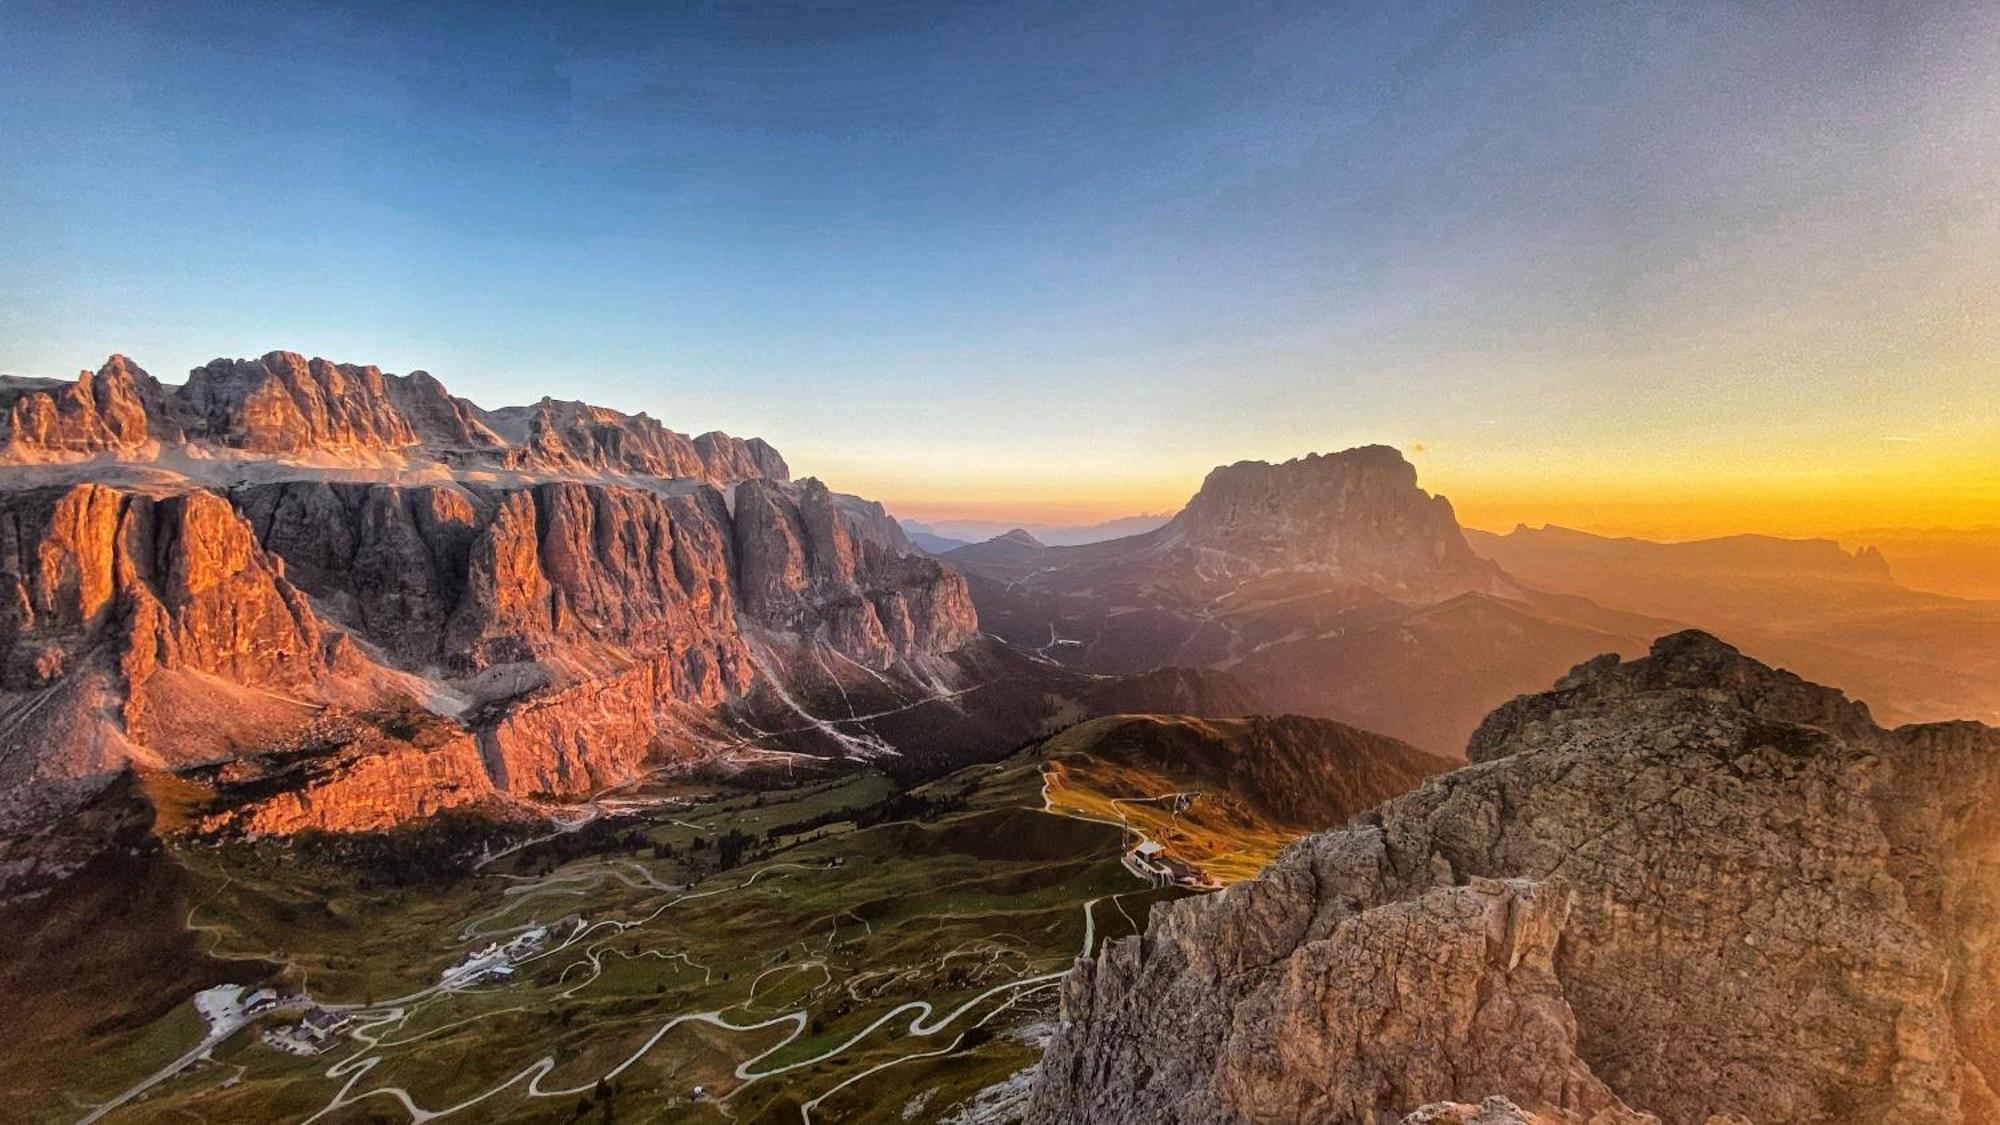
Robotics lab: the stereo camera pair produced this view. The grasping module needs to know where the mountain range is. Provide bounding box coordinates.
[0,352,1248,848]
[9,355,1989,842]
[944,447,2000,756]
[6,349,1999,1124]
[1466,523,2000,728]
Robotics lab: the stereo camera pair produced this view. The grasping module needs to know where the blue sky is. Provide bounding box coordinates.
[3,1,1994,532]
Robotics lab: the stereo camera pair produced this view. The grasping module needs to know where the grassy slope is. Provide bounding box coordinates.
[15,713,1428,1124]
[33,768,1172,1124]
[1041,713,1449,882]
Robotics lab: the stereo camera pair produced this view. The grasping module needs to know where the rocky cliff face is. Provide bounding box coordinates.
[1029,632,2000,1124]
[0,474,975,826]
[231,480,486,666]
[178,353,427,454]
[0,356,176,459]
[0,484,341,709]
[733,478,976,667]
[229,475,972,682]
[441,482,758,684]
[0,349,979,834]
[0,351,787,487]
[1159,446,1501,596]
[0,482,407,831]
[195,711,499,837]
[483,396,791,482]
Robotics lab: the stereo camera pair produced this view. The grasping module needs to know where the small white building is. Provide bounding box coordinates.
[301,1007,350,1042]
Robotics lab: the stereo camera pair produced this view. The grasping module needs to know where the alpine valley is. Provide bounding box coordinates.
[4,353,1997,1125]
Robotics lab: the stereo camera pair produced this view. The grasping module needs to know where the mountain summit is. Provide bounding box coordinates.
[1156,446,1500,597]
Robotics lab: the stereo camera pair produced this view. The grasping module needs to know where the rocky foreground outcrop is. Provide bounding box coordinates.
[1029,632,2000,1124]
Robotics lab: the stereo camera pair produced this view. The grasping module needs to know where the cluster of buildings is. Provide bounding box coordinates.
[1123,839,1212,888]
[441,926,549,989]
[257,1000,352,1056]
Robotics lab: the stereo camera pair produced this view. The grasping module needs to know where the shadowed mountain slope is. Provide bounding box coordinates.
[947,447,1665,757]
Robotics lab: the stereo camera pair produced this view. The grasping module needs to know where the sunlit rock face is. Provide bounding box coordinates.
[1029,631,2000,1124]
[0,475,977,824]
[229,476,974,684]
[439,482,756,683]
[0,355,176,458]
[201,715,499,837]
[483,396,793,482]
[0,351,790,487]
[0,352,978,832]
[0,483,336,706]
[0,482,371,831]
[179,352,425,454]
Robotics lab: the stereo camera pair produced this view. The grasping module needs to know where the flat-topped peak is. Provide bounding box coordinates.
[1164,444,1495,597]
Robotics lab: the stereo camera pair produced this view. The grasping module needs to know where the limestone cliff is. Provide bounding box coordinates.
[178,353,424,454]
[0,360,978,832]
[0,351,787,487]
[0,356,176,459]
[482,396,791,483]
[0,350,1049,838]
[197,712,498,837]
[0,483,398,832]
[733,478,976,667]
[0,484,340,710]
[230,475,972,682]
[1029,632,2000,1124]
[231,480,486,666]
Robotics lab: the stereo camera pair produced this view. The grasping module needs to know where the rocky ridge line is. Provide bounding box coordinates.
[0,352,789,486]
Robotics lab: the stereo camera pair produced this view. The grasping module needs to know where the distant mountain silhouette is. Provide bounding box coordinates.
[901,513,1173,548]
[946,446,1668,757]
[1467,524,2000,728]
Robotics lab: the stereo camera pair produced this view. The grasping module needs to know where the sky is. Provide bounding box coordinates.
[2,0,1995,537]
